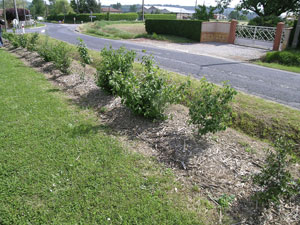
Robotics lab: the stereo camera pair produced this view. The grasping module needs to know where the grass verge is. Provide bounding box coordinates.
[25,23,45,28]
[255,61,300,73]
[79,21,196,43]
[0,49,215,224]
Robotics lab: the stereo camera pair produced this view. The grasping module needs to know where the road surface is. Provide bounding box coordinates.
[27,23,300,109]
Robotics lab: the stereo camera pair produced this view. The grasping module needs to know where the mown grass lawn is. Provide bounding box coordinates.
[0,49,209,224]
[79,21,196,43]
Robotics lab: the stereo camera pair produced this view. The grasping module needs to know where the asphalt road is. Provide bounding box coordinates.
[27,23,300,109]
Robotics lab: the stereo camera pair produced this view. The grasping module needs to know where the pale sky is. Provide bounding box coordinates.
[100,0,240,7]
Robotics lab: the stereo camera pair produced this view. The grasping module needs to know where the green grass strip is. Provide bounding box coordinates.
[0,49,207,224]
[255,61,300,73]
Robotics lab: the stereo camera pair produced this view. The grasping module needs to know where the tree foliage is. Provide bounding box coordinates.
[29,0,45,16]
[5,8,30,20]
[112,2,122,10]
[129,5,137,12]
[70,0,101,13]
[50,0,74,15]
[0,0,29,10]
[193,4,216,21]
[217,0,300,17]
[228,10,248,20]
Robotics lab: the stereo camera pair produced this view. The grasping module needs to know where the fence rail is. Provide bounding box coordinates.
[236,25,277,42]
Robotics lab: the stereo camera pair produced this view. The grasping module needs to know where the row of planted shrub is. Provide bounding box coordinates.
[3,33,71,74]
[145,19,203,42]
[47,13,139,23]
[3,32,237,136]
[96,46,237,135]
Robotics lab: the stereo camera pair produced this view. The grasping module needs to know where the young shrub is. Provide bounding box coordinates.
[119,55,184,119]
[18,34,28,48]
[77,38,92,80]
[27,33,40,51]
[52,42,71,74]
[96,46,136,93]
[253,137,299,206]
[188,79,237,135]
[3,32,19,48]
[37,37,55,62]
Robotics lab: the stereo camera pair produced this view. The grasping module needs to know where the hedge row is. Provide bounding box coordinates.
[47,13,138,23]
[144,14,177,20]
[145,19,202,41]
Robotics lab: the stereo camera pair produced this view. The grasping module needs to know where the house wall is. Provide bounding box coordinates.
[201,22,231,43]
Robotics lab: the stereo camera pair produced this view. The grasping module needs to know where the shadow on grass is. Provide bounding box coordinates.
[69,123,109,137]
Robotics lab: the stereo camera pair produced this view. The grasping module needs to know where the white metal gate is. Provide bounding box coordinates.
[235,25,276,50]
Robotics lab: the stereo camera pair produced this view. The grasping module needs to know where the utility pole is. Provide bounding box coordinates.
[23,0,26,22]
[292,15,300,49]
[13,0,20,28]
[2,0,7,31]
[195,0,197,9]
[142,0,144,21]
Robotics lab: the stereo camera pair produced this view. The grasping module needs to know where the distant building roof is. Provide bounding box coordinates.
[143,6,195,14]
[154,6,195,14]
[101,7,122,13]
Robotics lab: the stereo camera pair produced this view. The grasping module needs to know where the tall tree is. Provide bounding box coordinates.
[129,4,137,12]
[112,2,121,10]
[193,4,216,21]
[51,0,74,15]
[70,0,100,13]
[30,0,45,16]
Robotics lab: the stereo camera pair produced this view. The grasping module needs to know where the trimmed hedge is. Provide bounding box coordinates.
[263,50,300,67]
[47,13,138,23]
[144,14,177,20]
[145,19,203,41]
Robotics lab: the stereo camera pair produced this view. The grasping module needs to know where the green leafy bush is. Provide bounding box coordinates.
[2,32,20,48]
[144,14,176,20]
[37,38,71,73]
[253,137,299,206]
[52,42,71,74]
[18,34,28,48]
[27,33,40,51]
[263,51,300,67]
[96,46,136,93]
[117,55,185,119]
[37,37,55,62]
[77,38,92,80]
[145,19,203,41]
[188,79,237,135]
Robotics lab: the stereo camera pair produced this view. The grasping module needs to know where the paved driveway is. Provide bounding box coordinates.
[129,39,268,62]
[25,23,300,109]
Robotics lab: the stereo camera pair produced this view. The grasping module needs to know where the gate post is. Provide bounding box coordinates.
[273,22,284,51]
[228,19,237,44]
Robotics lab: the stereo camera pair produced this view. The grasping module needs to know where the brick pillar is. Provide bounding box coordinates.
[228,20,237,44]
[273,22,284,51]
